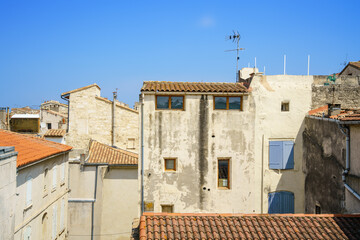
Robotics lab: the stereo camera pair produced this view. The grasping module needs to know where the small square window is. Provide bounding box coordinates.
[127,138,135,149]
[281,102,289,112]
[47,123,52,129]
[164,158,176,171]
[161,205,173,213]
[218,159,230,189]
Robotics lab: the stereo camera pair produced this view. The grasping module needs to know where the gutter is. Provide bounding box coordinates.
[140,93,145,214]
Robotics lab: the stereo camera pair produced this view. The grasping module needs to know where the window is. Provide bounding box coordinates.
[47,123,52,129]
[269,141,294,169]
[52,166,57,190]
[268,191,294,214]
[44,168,49,193]
[60,198,65,230]
[52,205,57,240]
[26,176,33,206]
[281,101,289,111]
[161,205,173,213]
[315,204,321,214]
[164,158,176,171]
[127,138,135,150]
[24,225,31,240]
[214,96,242,110]
[218,159,230,189]
[60,163,65,184]
[156,96,184,110]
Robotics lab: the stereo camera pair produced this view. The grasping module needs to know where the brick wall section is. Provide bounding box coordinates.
[65,85,139,154]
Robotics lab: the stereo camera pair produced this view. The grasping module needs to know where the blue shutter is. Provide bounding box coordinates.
[268,192,281,213]
[269,141,282,169]
[281,191,294,213]
[282,141,294,169]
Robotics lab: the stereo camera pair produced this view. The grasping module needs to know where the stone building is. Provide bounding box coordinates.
[304,106,360,213]
[0,129,72,240]
[339,61,360,77]
[41,100,68,116]
[68,140,138,240]
[139,70,313,214]
[61,84,139,157]
[40,109,67,134]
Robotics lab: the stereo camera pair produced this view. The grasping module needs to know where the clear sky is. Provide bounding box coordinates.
[1,0,359,108]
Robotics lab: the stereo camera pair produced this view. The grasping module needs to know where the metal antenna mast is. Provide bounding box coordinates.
[225,31,244,82]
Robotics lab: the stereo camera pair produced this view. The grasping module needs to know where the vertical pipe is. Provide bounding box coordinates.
[307,55,310,76]
[140,93,145,214]
[91,165,98,240]
[284,55,286,75]
[112,91,117,146]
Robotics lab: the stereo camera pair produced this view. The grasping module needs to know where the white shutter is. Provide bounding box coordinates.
[52,205,57,240]
[26,176,32,206]
[52,166,57,189]
[24,225,31,240]
[60,163,65,182]
[60,198,64,230]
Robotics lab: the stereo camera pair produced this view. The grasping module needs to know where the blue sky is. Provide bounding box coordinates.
[1,0,359,108]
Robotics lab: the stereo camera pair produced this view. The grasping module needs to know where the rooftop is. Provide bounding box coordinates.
[61,83,100,98]
[141,81,248,93]
[308,105,360,122]
[139,213,360,240]
[87,140,138,165]
[0,130,72,168]
[44,129,67,137]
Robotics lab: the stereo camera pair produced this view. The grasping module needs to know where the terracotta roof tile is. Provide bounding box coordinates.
[44,129,66,137]
[87,140,138,165]
[141,81,248,93]
[349,61,360,69]
[139,213,360,240]
[0,130,72,168]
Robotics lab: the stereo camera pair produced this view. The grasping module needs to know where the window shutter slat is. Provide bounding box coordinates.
[269,141,282,169]
[52,166,57,188]
[283,141,294,169]
[52,205,57,240]
[268,192,281,213]
[26,177,32,206]
[281,191,295,213]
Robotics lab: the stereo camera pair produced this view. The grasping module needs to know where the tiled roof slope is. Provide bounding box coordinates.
[309,105,360,121]
[87,140,138,165]
[141,81,248,93]
[139,213,360,240]
[0,130,72,168]
[349,61,360,69]
[44,129,66,137]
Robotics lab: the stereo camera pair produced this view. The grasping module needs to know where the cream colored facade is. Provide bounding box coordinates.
[68,162,138,240]
[63,84,139,156]
[140,71,313,214]
[14,153,70,240]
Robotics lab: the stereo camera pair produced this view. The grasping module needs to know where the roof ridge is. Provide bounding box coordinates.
[91,140,138,157]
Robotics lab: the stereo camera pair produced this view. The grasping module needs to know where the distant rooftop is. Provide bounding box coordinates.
[308,105,360,122]
[44,129,66,137]
[11,114,39,119]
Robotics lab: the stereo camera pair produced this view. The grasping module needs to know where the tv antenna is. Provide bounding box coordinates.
[225,31,244,82]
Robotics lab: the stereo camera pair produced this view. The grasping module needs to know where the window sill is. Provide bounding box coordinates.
[60,181,65,187]
[43,192,48,198]
[164,170,176,173]
[24,204,32,211]
[51,188,56,193]
[218,187,230,190]
[58,228,65,236]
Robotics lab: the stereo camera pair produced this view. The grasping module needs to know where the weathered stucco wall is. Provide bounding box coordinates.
[303,117,346,213]
[40,111,67,134]
[14,153,69,240]
[65,85,139,157]
[0,147,17,240]
[141,74,312,214]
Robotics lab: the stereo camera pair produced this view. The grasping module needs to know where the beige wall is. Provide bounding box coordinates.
[65,85,139,156]
[68,162,139,240]
[0,148,17,240]
[40,111,67,134]
[141,74,313,214]
[14,153,69,240]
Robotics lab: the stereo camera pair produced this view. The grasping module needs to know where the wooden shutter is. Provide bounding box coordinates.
[282,141,294,169]
[269,141,282,169]
[52,205,57,240]
[268,192,281,213]
[60,198,64,230]
[26,176,32,206]
[268,191,294,213]
[60,163,65,182]
[52,166,57,189]
[24,226,31,240]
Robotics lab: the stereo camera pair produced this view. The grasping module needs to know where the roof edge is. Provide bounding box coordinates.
[61,83,101,97]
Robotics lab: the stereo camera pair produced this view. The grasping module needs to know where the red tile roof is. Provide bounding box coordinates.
[44,129,66,137]
[139,213,360,240]
[0,130,72,168]
[141,81,248,93]
[308,105,328,116]
[308,106,360,121]
[87,140,138,165]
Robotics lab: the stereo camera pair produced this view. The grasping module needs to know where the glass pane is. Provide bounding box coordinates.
[166,159,175,170]
[214,97,227,109]
[157,96,169,109]
[171,96,183,109]
[229,97,241,110]
[218,160,229,187]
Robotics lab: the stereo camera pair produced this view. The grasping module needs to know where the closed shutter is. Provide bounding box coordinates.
[52,205,57,240]
[60,198,64,230]
[268,191,294,214]
[60,163,65,182]
[269,141,282,169]
[52,166,57,189]
[283,141,294,169]
[24,225,31,240]
[26,176,32,206]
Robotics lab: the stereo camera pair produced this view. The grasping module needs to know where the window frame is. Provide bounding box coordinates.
[269,140,294,170]
[164,158,177,171]
[217,158,230,189]
[161,204,174,213]
[213,96,243,111]
[155,95,185,110]
[281,101,290,112]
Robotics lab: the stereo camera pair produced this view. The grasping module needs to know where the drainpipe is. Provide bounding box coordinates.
[140,93,145,214]
[61,94,70,132]
[338,123,360,201]
[112,91,117,146]
[91,165,98,240]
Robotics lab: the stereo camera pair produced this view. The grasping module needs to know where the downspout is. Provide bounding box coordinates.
[61,94,70,133]
[140,93,145,214]
[112,91,117,146]
[91,165,98,240]
[338,123,360,201]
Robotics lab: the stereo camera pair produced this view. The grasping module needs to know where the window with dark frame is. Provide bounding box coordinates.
[281,101,289,112]
[315,205,321,214]
[161,205,173,213]
[164,158,176,171]
[47,123,52,129]
[218,159,230,189]
[214,96,242,110]
[156,96,184,110]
